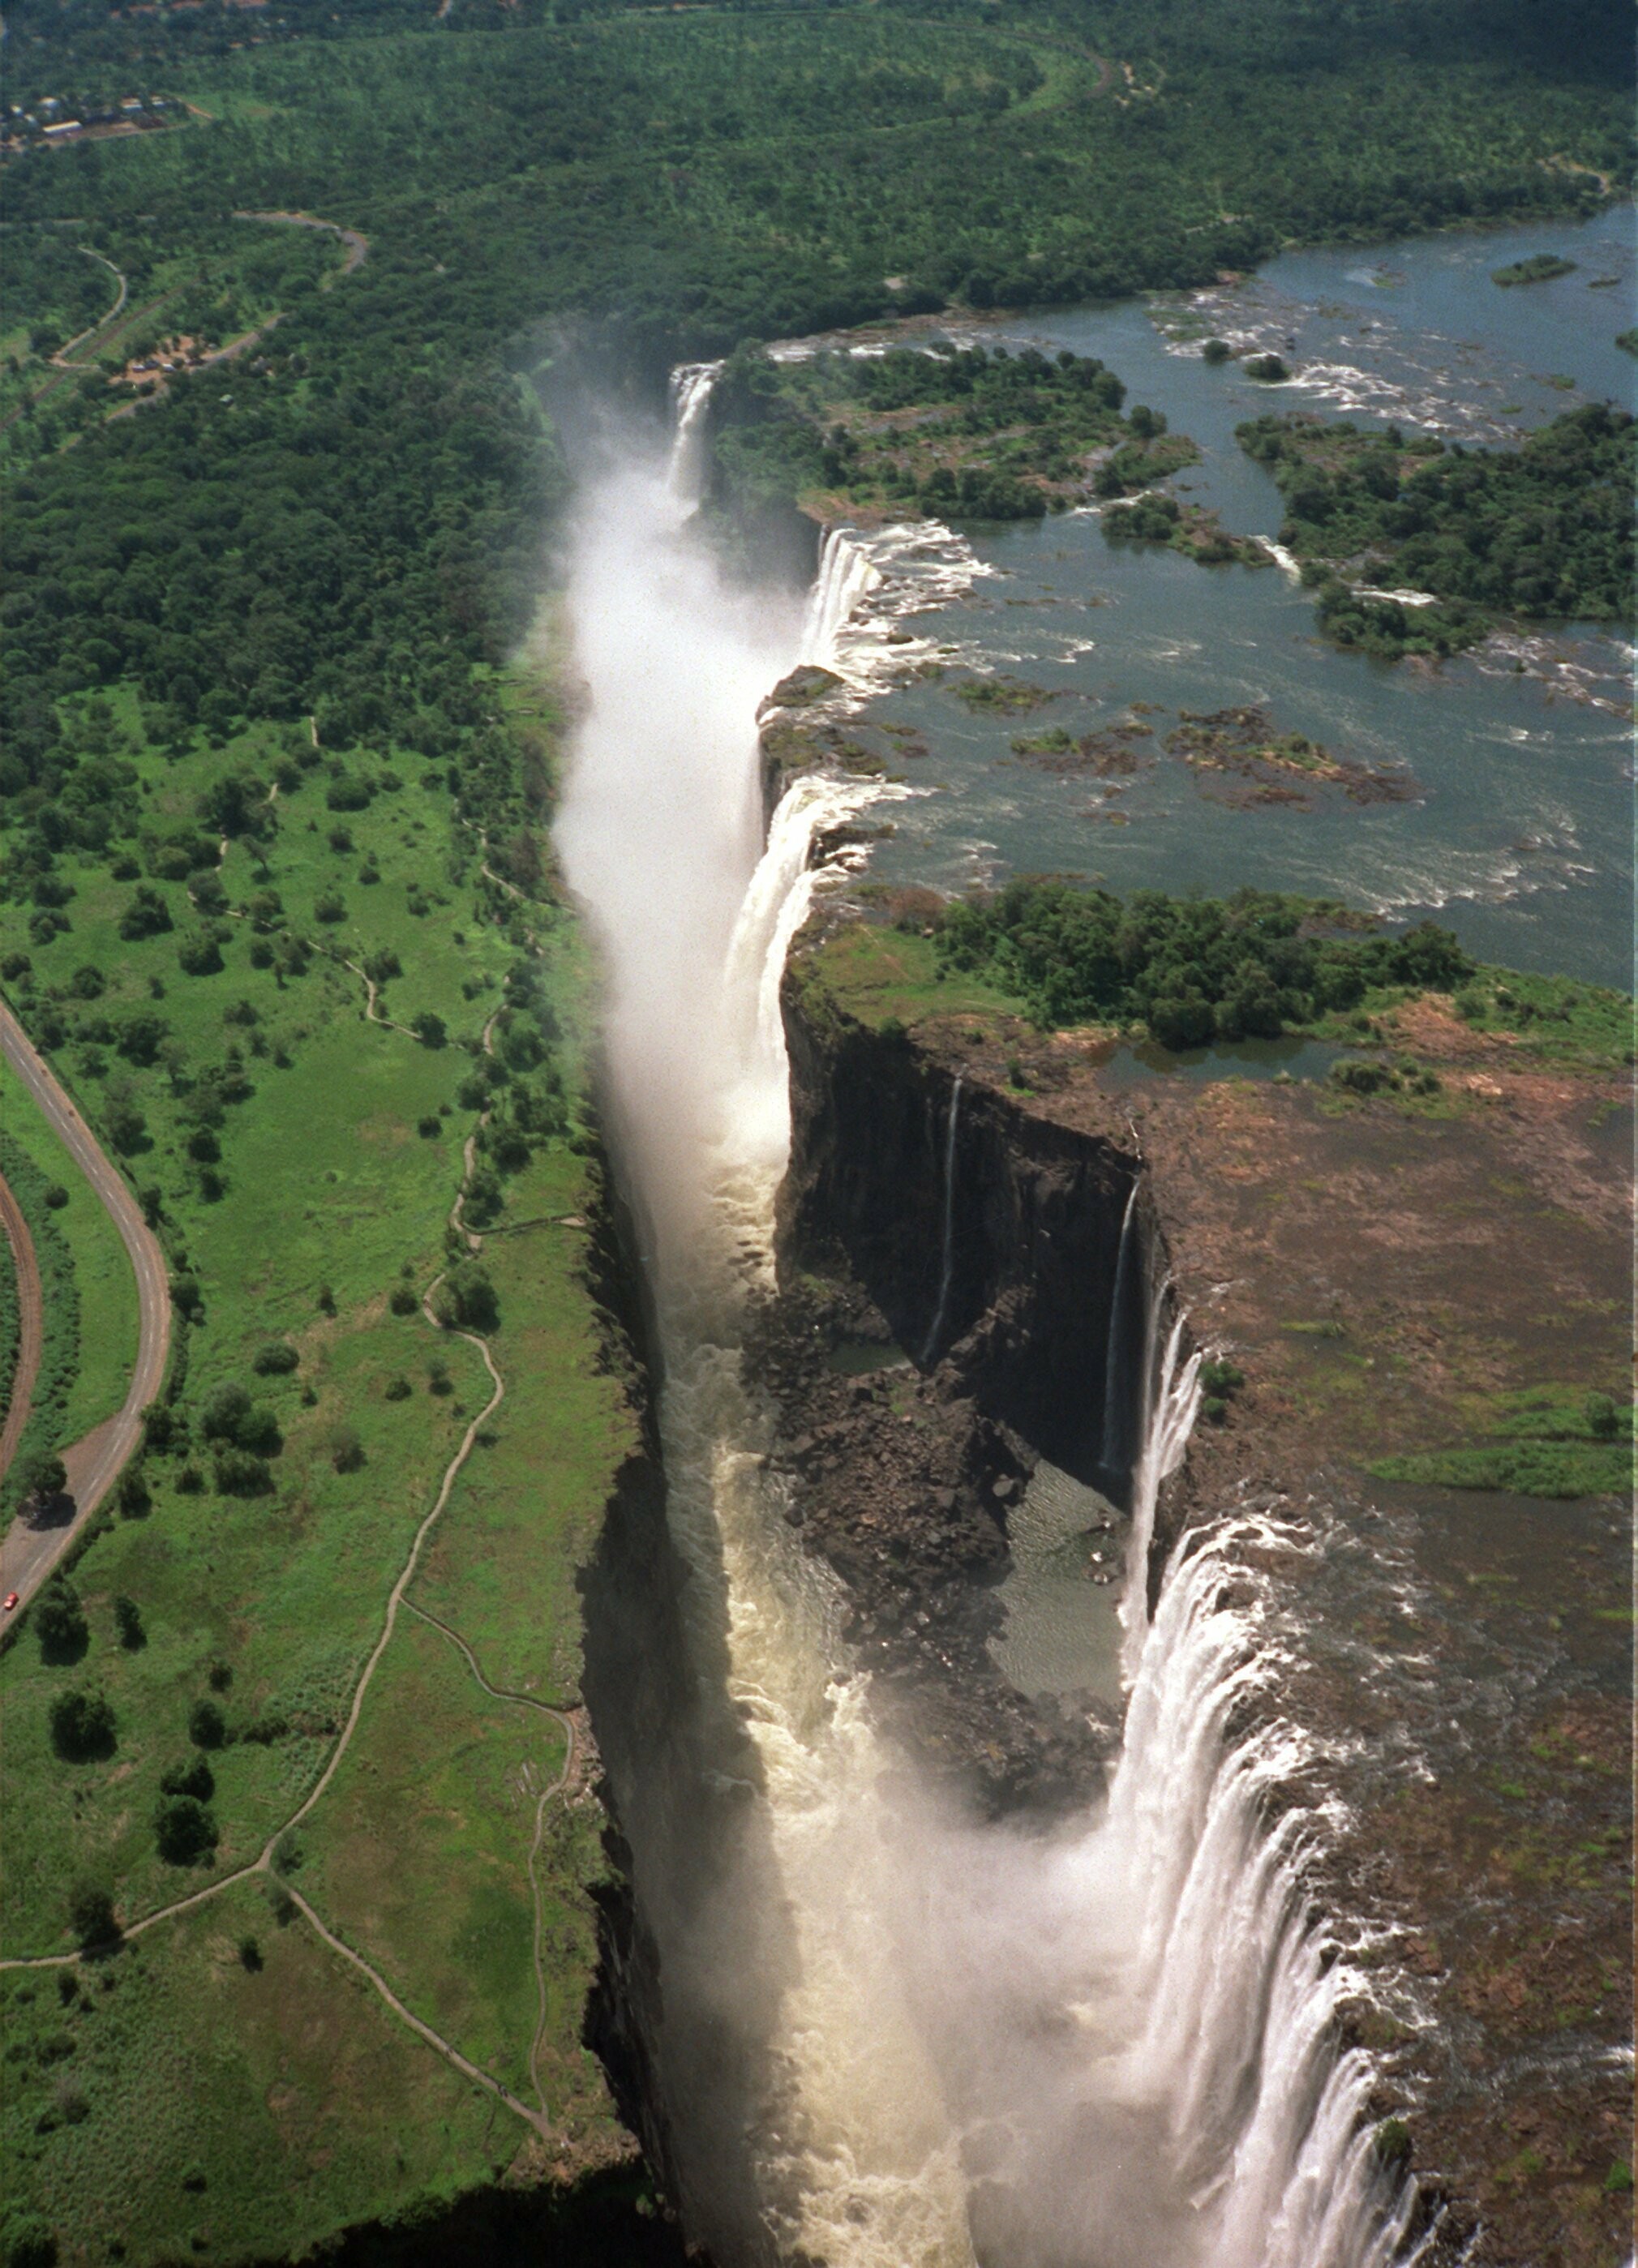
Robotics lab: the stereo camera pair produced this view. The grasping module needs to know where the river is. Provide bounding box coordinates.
[836,208,1635,989]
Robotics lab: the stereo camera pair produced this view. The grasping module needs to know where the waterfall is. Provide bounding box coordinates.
[1099,1177,1141,1468]
[556,367,1417,2268]
[919,1075,963,1366]
[668,360,723,499]
[801,525,883,668]
[1117,1312,1203,1688]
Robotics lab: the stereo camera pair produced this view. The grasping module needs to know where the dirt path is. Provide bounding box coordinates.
[0,1174,45,1485]
[0,1001,171,1612]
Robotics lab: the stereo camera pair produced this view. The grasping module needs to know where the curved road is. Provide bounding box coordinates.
[0,998,171,1611]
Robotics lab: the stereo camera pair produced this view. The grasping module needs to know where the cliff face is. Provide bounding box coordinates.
[774,918,1633,2268]
[779,980,1151,1498]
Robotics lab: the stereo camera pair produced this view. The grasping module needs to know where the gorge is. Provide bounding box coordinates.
[555,379,1446,2267]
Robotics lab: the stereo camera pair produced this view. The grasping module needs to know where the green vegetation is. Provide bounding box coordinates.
[0,1055,139,1454]
[1237,404,1636,656]
[1490,252,1577,285]
[1447,967,1633,1070]
[0,1130,80,1521]
[1369,1386,1634,1498]
[710,341,1194,522]
[0,665,641,2255]
[1103,491,1273,565]
[933,882,1472,1044]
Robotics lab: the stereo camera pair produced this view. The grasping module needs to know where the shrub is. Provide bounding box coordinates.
[114,1596,145,1650]
[427,1357,452,1396]
[384,1376,412,1401]
[388,1284,419,1316]
[178,933,225,977]
[1246,352,1291,382]
[112,1468,148,1529]
[118,885,172,941]
[49,1689,115,1762]
[213,1447,273,1496]
[239,1936,264,1973]
[251,1341,299,1376]
[154,1794,218,1866]
[160,1756,214,1802]
[1202,338,1232,365]
[416,1115,441,1140]
[1585,1392,1619,1440]
[412,1011,447,1049]
[68,1881,118,1950]
[42,1182,70,1211]
[329,1426,365,1473]
[316,1283,337,1316]
[1,2212,58,2268]
[201,1383,281,1456]
[188,1698,226,1750]
[312,891,346,924]
[434,1262,498,1332]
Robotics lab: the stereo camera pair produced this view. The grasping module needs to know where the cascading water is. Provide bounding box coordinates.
[920,1074,963,1366]
[667,359,723,499]
[556,371,1417,2268]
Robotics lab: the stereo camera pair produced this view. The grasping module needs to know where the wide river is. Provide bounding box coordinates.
[855,208,1635,988]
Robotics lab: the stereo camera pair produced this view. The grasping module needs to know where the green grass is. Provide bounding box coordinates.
[0,1876,505,2263]
[0,1053,139,1446]
[0,675,639,2257]
[1368,1384,1634,1498]
[791,921,1021,1035]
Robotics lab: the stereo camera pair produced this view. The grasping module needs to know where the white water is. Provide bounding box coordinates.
[1117,1313,1204,1689]
[920,1074,963,1365]
[554,379,1417,2267]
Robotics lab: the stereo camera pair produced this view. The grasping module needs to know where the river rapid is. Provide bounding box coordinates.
[553,387,1426,2265]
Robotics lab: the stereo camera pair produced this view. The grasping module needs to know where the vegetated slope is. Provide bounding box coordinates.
[1237,403,1637,658]
[0,680,652,2262]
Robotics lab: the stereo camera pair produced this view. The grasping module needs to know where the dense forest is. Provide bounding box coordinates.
[933,881,1474,1045]
[2,0,1631,825]
[1238,403,1636,656]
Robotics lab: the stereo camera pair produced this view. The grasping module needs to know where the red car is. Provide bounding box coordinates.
[3,1593,18,1612]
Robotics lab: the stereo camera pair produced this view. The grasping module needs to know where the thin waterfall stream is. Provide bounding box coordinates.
[555,379,1421,2268]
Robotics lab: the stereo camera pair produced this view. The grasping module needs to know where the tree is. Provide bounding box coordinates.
[16,1451,70,1524]
[154,1794,218,1866]
[188,1698,226,1750]
[434,1261,498,1332]
[49,1689,116,1762]
[34,1576,86,1663]
[160,1756,214,1802]
[412,1011,447,1049]
[67,1881,119,1950]
[328,1425,365,1473]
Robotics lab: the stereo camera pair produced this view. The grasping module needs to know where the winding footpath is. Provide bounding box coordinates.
[0,999,170,1611]
[0,984,571,2142]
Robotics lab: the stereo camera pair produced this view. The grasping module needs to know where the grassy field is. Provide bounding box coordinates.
[0,1052,139,1447]
[790,916,1023,1035]
[0,679,644,2261]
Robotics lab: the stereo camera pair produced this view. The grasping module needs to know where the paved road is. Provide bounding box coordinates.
[0,1172,44,1481]
[0,999,171,1611]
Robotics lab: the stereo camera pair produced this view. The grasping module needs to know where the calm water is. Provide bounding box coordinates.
[861,210,1636,988]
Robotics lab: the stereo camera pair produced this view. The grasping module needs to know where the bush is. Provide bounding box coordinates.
[49,1689,115,1762]
[213,1447,273,1495]
[434,1262,498,1332]
[1246,353,1291,382]
[35,1578,87,1664]
[177,933,225,978]
[116,1468,151,1520]
[161,1756,214,1801]
[114,1596,145,1650]
[427,1357,452,1396]
[201,1383,281,1457]
[329,1426,365,1473]
[412,1011,447,1049]
[154,1794,218,1866]
[388,1284,419,1316]
[67,1881,118,1950]
[313,891,346,924]
[42,1182,70,1211]
[188,1698,226,1750]
[384,1376,412,1401]
[1202,338,1232,365]
[239,1936,264,1973]
[1,2212,58,2268]
[416,1115,441,1139]
[251,1341,299,1376]
[1585,1392,1619,1440]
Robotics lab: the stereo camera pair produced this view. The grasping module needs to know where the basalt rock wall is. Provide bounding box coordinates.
[778,973,1161,1506]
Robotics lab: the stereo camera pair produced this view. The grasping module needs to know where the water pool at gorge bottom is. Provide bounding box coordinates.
[851,210,1634,989]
